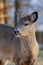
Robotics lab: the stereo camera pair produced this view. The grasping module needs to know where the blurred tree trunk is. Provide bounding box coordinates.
[0,0,8,24]
[0,1,5,24]
[4,0,7,24]
[15,0,20,26]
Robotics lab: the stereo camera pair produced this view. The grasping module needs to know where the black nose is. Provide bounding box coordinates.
[14,30,19,34]
[14,27,19,34]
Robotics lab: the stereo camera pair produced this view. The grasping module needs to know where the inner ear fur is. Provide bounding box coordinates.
[30,12,38,23]
[20,12,38,23]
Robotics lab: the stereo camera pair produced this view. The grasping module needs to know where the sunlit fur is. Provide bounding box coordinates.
[0,12,38,65]
[18,24,35,36]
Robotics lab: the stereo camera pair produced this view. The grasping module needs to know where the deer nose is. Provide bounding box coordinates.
[14,30,19,34]
[14,27,19,34]
[14,27,20,37]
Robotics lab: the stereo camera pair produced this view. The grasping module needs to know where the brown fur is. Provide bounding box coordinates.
[0,24,38,65]
[0,12,38,65]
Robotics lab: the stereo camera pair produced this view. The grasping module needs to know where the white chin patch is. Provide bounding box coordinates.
[5,61,15,65]
[15,34,20,37]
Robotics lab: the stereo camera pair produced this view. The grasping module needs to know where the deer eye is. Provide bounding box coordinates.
[24,22,29,26]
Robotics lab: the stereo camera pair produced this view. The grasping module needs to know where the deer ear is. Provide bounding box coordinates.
[29,12,38,23]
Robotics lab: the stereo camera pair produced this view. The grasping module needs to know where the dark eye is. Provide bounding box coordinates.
[24,23,29,26]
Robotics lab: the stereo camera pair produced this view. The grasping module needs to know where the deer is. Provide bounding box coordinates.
[0,11,38,65]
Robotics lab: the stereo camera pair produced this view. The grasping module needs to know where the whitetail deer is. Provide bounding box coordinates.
[0,12,38,65]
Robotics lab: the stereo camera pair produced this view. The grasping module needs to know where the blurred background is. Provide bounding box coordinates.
[0,0,43,65]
